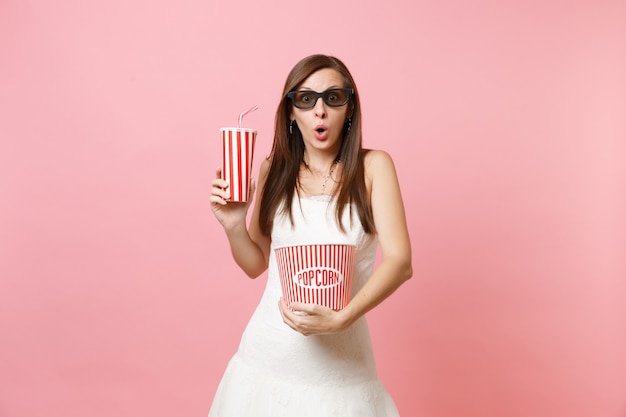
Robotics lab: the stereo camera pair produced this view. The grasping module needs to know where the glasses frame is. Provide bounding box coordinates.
[287,88,354,109]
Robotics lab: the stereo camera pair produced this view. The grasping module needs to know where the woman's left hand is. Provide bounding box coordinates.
[278,298,351,336]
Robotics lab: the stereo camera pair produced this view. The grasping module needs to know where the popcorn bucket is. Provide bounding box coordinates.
[275,244,356,310]
[220,127,256,202]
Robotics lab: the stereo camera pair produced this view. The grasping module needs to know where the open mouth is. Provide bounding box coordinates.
[313,124,329,140]
[313,126,328,140]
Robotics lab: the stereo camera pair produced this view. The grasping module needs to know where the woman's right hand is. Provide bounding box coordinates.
[210,168,255,231]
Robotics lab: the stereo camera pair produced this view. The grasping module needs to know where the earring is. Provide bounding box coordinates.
[346,118,352,133]
[289,120,295,135]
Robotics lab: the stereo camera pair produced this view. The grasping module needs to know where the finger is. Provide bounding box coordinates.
[211,186,231,200]
[213,169,232,193]
[212,178,229,189]
[278,298,291,318]
[278,299,297,329]
[288,302,319,315]
[211,177,230,198]
[278,299,308,317]
[211,188,230,201]
[209,195,227,206]
[280,298,300,317]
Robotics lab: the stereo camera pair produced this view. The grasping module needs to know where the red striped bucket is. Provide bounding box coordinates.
[275,244,356,310]
[220,127,256,202]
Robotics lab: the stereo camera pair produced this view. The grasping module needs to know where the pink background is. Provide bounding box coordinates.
[1,1,625,416]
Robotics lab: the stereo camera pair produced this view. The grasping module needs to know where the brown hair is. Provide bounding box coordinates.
[259,54,375,236]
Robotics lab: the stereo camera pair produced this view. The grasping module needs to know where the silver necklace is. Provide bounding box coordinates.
[304,159,340,195]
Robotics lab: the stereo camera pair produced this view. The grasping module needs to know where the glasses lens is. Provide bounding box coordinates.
[289,89,352,109]
[293,91,317,109]
[323,89,349,107]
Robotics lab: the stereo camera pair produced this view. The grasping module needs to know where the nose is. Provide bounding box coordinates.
[313,97,327,119]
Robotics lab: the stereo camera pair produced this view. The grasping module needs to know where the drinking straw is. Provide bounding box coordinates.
[238,105,259,128]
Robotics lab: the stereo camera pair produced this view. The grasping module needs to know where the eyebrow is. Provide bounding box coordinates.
[297,85,343,91]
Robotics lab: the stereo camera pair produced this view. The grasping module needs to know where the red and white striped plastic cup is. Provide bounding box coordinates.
[220,127,257,202]
[275,244,356,310]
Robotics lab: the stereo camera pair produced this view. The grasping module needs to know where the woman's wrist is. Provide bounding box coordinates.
[337,304,359,330]
[223,219,248,237]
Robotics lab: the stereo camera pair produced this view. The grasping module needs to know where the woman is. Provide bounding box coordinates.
[209,54,412,416]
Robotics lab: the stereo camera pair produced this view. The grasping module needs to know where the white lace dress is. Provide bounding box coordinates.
[207,196,400,416]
